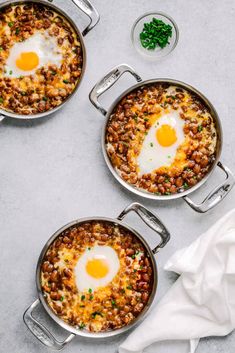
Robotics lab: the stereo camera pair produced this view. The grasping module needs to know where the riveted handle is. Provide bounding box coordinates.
[23,299,75,350]
[118,202,170,254]
[72,0,100,36]
[89,64,142,116]
[184,162,235,213]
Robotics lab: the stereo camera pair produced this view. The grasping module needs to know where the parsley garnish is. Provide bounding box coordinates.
[91,311,103,318]
[139,18,172,50]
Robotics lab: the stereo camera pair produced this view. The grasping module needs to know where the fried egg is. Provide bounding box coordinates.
[75,245,120,292]
[137,111,185,175]
[4,31,62,78]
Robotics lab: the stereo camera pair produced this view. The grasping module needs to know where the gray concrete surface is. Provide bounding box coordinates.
[0,0,235,352]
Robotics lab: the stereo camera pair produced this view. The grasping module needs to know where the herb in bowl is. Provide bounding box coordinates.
[140,17,173,50]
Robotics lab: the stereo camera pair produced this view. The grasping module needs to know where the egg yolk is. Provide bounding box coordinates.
[156,124,177,147]
[16,52,39,71]
[86,258,109,279]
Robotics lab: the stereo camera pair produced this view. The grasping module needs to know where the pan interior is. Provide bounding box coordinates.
[103,79,222,200]
[0,0,86,119]
[36,217,158,338]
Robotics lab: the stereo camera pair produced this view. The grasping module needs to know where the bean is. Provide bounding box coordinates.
[50,292,61,301]
[53,303,62,314]
[200,155,209,167]
[193,164,201,174]
[57,37,63,45]
[63,268,72,278]
[124,305,130,313]
[192,151,202,163]
[188,178,197,186]
[144,258,150,267]
[141,273,150,281]
[50,270,58,282]
[134,303,144,313]
[188,160,195,169]
[142,292,149,302]
[158,185,165,194]
[63,236,70,244]
[175,177,183,187]
[126,248,135,256]
[169,185,177,193]
[43,19,51,29]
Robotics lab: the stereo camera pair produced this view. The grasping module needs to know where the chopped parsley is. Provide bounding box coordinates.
[81,295,85,301]
[8,22,13,27]
[183,182,189,189]
[9,70,13,75]
[63,79,69,84]
[15,28,20,35]
[198,125,203,132]
[133,115,138,122]
[91,311,103,319]
[79,323,85,329]
[88,288,92,294]
[43,96,48,101]
[111,300,117,307]
[126,285,132,290]
[60,296,64,302]
[0,97,3,104]
[89,295,94,300]
[0,47,3,52]
[150,142,154,147]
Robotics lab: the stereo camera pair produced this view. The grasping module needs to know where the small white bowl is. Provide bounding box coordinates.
[131,12,179,59]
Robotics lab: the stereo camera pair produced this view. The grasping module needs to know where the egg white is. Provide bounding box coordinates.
[75,245,120,292]
[4,31,62,78]
[137,111,185,175]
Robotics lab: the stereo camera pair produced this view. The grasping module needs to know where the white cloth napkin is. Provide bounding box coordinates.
[119,209,235,353]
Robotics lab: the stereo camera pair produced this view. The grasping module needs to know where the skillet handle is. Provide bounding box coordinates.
[89,64,142,116]
[71,0,100,36]
[183,162,235,213]
[117,202,170,254]
[23,299,75,350]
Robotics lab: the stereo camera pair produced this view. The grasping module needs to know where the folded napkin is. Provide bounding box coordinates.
[119,209,235,353]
